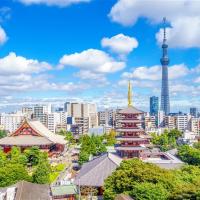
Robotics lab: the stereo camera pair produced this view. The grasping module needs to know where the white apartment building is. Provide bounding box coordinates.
[176,114,191,132]
[190,117,200,134]
[144,113,156,131]
[165,116,176,130]
[0,112,25,133]
[47,112,67,133]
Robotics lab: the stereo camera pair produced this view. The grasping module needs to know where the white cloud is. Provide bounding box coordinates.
[109,0,200,26]
[0,52,52,75]
[0,26,7,45]
[74,70,107,82]
[156,17,200,48]
[17,0,91,7]
[101,33,138,57]
[122,64,188,80]
[109,0,200,48]
[59,49,125,73]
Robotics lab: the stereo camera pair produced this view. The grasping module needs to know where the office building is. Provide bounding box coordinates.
[150,96,159,116]
[190,107,198,118]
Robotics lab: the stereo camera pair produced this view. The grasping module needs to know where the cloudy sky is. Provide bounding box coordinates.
[0,0,200,112]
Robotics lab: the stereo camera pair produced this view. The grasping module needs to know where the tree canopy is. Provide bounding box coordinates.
[178,143,200,166]
[151,129,181,151]
[104,159,200,200]
[0,146,51,187]
[0,130,7,139]
[78,134,107,165]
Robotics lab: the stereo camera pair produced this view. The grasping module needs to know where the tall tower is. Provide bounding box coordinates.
[128,80,132,107]
[160,17,170,115]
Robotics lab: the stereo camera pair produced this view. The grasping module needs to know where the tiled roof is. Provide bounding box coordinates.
[118,107,143,114]
[74,153,122,187]
[0,135,52,146]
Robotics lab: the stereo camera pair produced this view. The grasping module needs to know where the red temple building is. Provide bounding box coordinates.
[0,119,66,156]
[115,81,151,158]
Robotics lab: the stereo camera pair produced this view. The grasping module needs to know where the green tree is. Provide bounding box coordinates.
[0,150,7,167]
[130,182,169,200]
[78,150,90,165]
[32,160,51,184]
[103,159,200,200]
[24,146,42,166]
[0,163,31,187]
[0,130,7,139]
[178,145,200,165]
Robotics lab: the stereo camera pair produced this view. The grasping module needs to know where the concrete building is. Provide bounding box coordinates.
[47,112,67,133]
[158,110,165,128]
[164,115,176,130]
[32,104,52,126]
[0,112,25,133]
[144,113,156,132]
[98,109,116,127]
[190,117,200,134]
[21,106,33,118]
[67,102,98,135]
[176,114,191,132]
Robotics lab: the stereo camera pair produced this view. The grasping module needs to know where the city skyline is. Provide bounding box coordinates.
[0,0,200,112]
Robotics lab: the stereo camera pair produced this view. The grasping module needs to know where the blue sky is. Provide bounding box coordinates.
[0,0,200,112]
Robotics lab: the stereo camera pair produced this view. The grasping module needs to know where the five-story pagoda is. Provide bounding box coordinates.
[115,81,150,158]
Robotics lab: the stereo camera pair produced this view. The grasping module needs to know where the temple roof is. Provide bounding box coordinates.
[116,137,149,141]
[118,106,143,114]
[0,119,66,146]
[0,135,52,146]
[74,153,122,187]
[0,181,50,200]
[115,146,147,151]
[117,128,144,132]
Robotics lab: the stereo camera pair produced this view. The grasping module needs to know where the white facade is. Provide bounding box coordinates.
[144,112,156,131]
[0,112,25,133]
[158,110,165,128]
[190,117,200,134]
[47,112,67,133]
[176,114,191,132]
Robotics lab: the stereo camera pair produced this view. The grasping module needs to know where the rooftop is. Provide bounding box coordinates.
[118,106,143,114]
[51,184,77,196]
[74,153,122,187]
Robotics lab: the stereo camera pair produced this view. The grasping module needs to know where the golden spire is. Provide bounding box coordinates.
[128,80,132,107]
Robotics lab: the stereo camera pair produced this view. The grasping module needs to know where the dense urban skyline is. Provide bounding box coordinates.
[0,0,200,112]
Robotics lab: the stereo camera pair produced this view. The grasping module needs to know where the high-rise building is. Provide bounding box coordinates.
[150,96,159,116]
[67,102,98,135]
[160,17,170,115]
[32,104,52,126]
[190,107,198,118]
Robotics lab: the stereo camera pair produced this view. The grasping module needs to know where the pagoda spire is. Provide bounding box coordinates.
[128,80,132,107]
